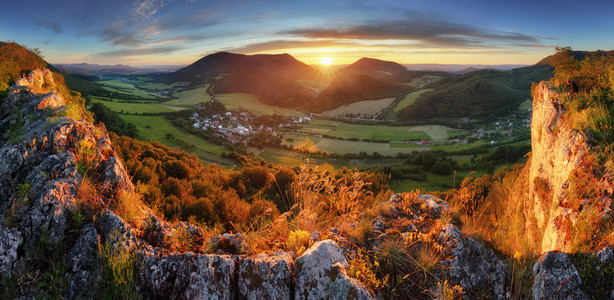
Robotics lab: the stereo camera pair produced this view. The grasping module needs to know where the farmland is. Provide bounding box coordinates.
[215,93,302,116]
[321,97,395,117]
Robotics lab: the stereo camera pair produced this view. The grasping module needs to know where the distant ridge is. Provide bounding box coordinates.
[339,57,407,77]
[55,63,181,76]
[536,49,614,66]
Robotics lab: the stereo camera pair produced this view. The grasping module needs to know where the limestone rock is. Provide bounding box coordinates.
[439,224,508,298]
[238,251,294,300]
[532,251,589,299]
[37,91,64,110]
[294,240,373,300]
[64,224,101,299]
[139,253,235,300]
[0,226,23,276]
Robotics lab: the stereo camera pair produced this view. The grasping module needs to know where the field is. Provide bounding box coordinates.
[282,134,320,150]
[163,85,211,106]
[96,79,157,98]
[215,93,303,116]
[90,97,178,114]
[302,119,430,141]
[409,125,458,140]
[321,97,395,117]
[118,115,230,165]
[308,138,430,155]
[393,89,432,113]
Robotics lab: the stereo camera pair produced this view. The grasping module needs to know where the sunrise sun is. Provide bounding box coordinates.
[320,57,333,66]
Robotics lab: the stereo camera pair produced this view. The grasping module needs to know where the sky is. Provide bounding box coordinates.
[1,0,613,67]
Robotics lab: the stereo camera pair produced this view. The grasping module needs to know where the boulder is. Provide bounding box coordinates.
[238,251,294,299]
[294,240,373,300]
[532,251,589,300]
[209,233,248,254]
[439,224,508,298]
[139,253,235,300]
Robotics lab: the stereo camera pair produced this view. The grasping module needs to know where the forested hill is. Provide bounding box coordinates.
[157,51,317,85]
[396,65,553,120]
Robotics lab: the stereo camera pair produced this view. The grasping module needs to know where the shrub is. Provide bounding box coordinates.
[98,234,138,299]
[286,230,311,256]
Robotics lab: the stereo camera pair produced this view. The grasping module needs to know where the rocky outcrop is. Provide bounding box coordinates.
[295,240,374,300]
[0,226,22,274]
[238,251,294,299]
[139,253,236,299]
[526,82,611,253]
[439,224,508,299]
[532,251,589,299]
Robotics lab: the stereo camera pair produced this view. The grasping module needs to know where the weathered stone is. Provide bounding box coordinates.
[64,224,101,299]
[139,253,235,300]
[439,224,508,299]
[36,91,64,110]
[0,226,23,276]
[372,215,385,233]
[294,240,373,300]
[532,251,589,300]
[238,251,293,300]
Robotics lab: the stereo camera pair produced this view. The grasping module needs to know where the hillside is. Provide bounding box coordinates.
[0,42,49,90]
[310,73,409,112]
[397,65,553,119]
[213,67,313,108]
[159,52,317,85]
[381,70,452,83]
[338,57,407,77]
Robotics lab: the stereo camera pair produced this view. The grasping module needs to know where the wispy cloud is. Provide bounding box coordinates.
[36,20,63,35]
[282,11,548,49]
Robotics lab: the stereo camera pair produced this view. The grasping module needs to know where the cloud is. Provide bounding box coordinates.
[132,0,167,21]
[283,11,547,49]
[90,45,183,59]
[36,20,63,34]
[227,39,358,53]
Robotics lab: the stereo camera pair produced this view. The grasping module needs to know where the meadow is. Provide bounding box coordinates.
[90,97,179,114]
[96,79,158,98]
[308,138,430,155]
[162,85,210,106]
[321,97,395,117]
[393,89,432,113]
[215,93,303,116]
[301,119,431,141]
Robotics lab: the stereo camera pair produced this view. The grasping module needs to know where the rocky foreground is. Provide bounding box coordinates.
[0,69,610,299]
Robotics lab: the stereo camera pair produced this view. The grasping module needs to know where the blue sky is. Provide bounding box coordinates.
[1,0,613,66]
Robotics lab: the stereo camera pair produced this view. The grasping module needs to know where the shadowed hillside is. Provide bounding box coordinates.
[310,73,409,112]
[213,67,314,108]
[397,65,553,119]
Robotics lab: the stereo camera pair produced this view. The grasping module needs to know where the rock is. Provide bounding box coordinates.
[238,251,293,300]
[532,251,589,299]
[64,224,101,299]
[372,215,385,233]
[139,253,235,300]
[596,246,614,263]
[209,233,247,254]
[439,224,508,298]
[294,240,373,300]
[418,194,449,211]
[0,226,23,276]
[36,91,64,110]
[310,230,321,242]
[100,156,134,196]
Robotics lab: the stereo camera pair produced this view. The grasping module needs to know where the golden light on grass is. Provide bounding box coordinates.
[320,57,333,66]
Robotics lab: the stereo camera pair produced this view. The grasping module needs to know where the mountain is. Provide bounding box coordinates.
[338,57,407,77]
[310,73,409,112]
[159,52,317,85]
[404,63,527,72]
[213,67,313,108]
[396,65,553,119]
[55,63,181,76]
